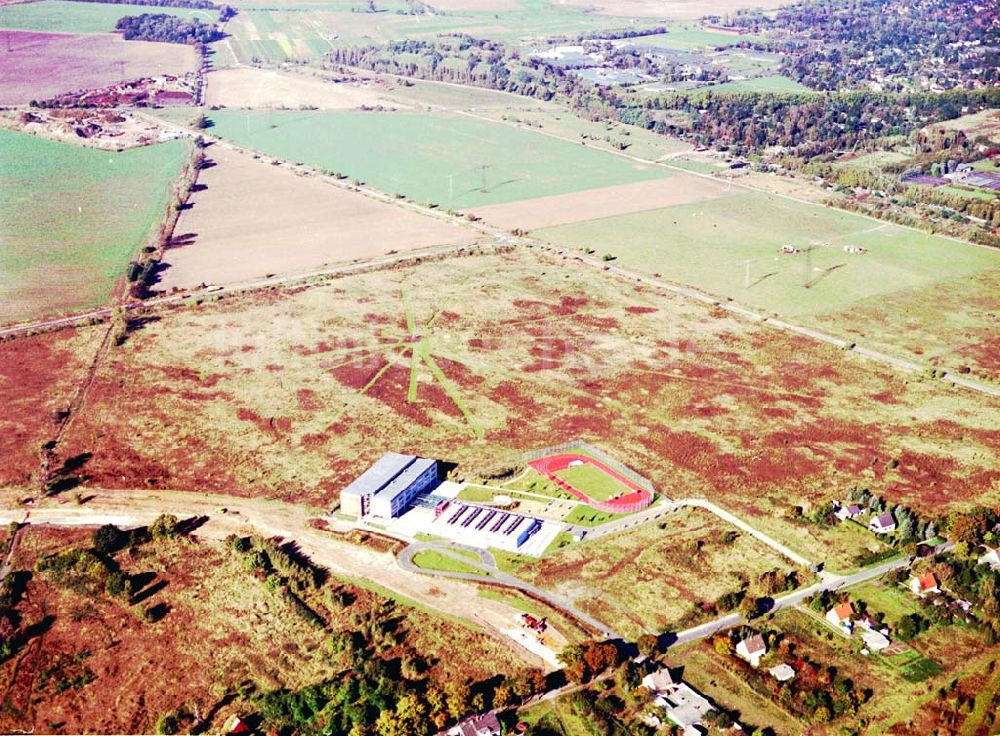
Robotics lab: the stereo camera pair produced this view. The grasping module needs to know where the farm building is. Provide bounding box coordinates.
[861,629,891,652]
[769,663,795,682]
[339,452,438,519]
[642,667,717,736]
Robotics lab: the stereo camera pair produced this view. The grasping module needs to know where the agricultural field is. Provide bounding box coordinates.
[533,188,1000,373]
[555,0,788,19]
[0,129,190,325]
[42,249,1000,563]
[620,27,763,51]
[220,1,645,63]
[206,109,670,208]
[505,507,801,640]
[159,145,477,290]
[0,30,199,105]
[0,525,521,733]
[0,0,216,33]
[203,67,401,109]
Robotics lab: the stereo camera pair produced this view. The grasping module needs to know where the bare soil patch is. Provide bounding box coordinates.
[0,327,102,490]
[158,145,477,290]
[475,174,733,230]
[204,68,403,110]
[0,31,197,106]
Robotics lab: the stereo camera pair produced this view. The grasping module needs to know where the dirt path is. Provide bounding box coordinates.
[0,489,548,668]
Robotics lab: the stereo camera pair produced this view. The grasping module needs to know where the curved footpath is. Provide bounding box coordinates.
[398,541,622,639]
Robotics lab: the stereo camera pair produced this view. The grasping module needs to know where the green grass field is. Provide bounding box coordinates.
[702,75,815,94]
[534,190,1000,317]
[554,463,632,502]
[0,130,189,324]
[0,0,215,33]
[410,550,489,576]
[626,28,762,51]
[207,109,669,207]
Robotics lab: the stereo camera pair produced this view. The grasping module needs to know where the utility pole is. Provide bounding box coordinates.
[804,247,813,288]
[742,258,752,289]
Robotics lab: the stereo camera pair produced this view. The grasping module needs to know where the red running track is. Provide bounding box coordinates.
[528,453,653,514]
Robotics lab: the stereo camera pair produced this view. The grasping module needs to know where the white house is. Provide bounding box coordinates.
[449,712,501,736]
[735,633,767,668]
[978,548,1000,569]
[836,504,862,522]
[908,572,940,596]
[826,601,854,629]
[869,512,896,534]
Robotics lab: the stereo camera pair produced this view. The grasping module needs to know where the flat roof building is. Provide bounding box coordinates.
[340,452,438,519]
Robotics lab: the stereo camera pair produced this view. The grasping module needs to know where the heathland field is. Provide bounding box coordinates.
[207,110,669,207]
[534,191,1000,317]
[37,249,998,567]
[0,0,217,33]
[0,129,189,324]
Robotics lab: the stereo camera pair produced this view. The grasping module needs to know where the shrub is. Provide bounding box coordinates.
[149,514,179,540]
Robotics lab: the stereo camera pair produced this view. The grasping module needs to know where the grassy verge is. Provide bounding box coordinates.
[411,550,490,576]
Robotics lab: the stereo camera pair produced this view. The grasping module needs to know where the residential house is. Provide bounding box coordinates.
[769,663,795,682]
[449,712,502,736]
[978,548,1000,569]
[836,504,863,522]
[641,668,676,692]
[826,601,854,629]
[735,633,767,668]
[869,512,897,534]
[909,572,940,596]
[643,667,715,736]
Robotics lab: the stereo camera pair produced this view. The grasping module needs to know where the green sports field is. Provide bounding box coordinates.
[207,109,670,207]
[555,464,632,502]
[0,130,189,324]
[0,0,216,34]
[625,28,763,51]
[534,190,1000,317]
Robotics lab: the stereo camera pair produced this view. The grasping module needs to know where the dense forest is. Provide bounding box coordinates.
[115,13,223,43]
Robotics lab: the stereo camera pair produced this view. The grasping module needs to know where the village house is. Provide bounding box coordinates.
[449,712,501,736]
[826,601,854,630]
[909,571,940,596]
[836,503,863,522]
[869,512,897,534]
[642,667,716,736]
[735,633,767,668]
[978,547,1000,569]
